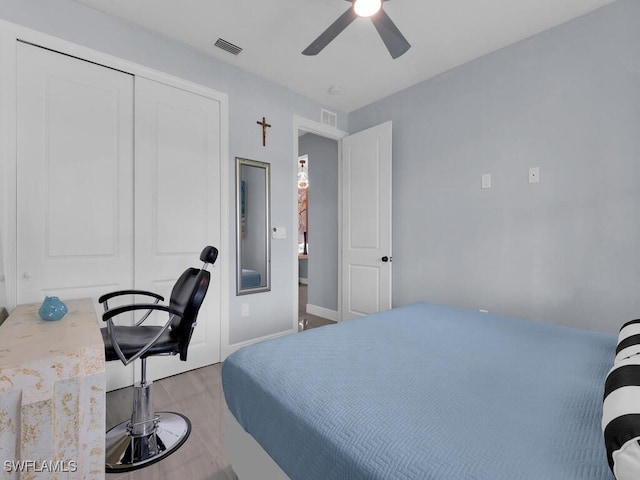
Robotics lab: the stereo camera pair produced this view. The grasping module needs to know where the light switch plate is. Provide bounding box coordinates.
[481,174,492,189]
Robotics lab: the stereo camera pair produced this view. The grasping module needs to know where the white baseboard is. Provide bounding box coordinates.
[298,277,308,285]
[306,304,338,322]
[223,328,295,359]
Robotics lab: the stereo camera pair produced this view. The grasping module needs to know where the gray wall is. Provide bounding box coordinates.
[0,0,347,345]
[3,0,637,338]
[349,0,640,334]
[298,133,339,312]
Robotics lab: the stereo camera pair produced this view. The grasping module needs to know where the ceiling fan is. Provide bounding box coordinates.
[302,0,411,59]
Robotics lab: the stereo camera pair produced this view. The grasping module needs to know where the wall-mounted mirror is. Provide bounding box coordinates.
[236,157,271,295]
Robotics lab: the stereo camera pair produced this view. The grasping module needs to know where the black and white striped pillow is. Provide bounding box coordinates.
[616,319,640,364]
[603,325,640,479]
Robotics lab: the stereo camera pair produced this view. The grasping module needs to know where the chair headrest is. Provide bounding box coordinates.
[200,246,219,266]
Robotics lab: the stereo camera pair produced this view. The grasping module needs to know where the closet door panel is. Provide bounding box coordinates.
[154,102,209,254]
[135,77,222,382]
[16,42,134,306]
[47,79,118,257]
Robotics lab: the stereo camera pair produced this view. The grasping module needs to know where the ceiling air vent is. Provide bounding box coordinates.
[214,38,243,56]
[321,108,337,128]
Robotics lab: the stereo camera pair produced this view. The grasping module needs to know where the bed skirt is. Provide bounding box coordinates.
[224,408,289,480]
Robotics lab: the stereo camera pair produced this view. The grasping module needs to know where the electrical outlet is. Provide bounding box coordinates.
[241,303,250,317]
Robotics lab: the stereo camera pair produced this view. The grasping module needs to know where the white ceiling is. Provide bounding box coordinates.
[70,0,614,113]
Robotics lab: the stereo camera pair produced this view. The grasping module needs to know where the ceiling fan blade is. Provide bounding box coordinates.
[371,9,411,59]
[302,7,358,56]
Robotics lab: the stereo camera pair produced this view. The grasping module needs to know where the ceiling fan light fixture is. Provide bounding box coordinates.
[302,0,410,59]
[353,0,382,18]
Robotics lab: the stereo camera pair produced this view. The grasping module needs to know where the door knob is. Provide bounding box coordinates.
[23,272,32,279]
[381,256,391,263]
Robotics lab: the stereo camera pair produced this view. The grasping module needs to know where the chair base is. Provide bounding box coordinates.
[105,412,191,473]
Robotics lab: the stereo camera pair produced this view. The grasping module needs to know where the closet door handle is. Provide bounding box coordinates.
[381,256,391,263]
[23,272,32,279]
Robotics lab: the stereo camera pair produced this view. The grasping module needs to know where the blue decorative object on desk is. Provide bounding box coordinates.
[38,296,68,321]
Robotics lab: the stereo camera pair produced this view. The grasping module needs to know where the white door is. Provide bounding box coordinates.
[16,44,223,390]
[341,121,392,320]
[16,42,134,305]
[17,43,133,303]
[134,77,222,382]
[16,42,136,389]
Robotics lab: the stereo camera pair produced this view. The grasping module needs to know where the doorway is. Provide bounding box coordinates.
[293,116,346,330]
[292,117,393,329]
[297,136,338,330]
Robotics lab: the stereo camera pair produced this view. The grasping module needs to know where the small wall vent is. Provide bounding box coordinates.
[321,108,337,128]
[214,38,243,56]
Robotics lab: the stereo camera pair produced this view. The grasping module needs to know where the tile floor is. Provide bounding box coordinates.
[297,284,336,331]
[106,363,236,480]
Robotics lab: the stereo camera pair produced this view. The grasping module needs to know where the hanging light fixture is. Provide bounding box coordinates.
[297,159,309,189]
[353,0,382,17]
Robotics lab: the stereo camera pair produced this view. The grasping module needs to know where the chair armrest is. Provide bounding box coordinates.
[102,303,181,322]
[103,303,183,365]
[98,289,164,304]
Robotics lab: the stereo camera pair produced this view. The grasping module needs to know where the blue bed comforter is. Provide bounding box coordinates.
[222,302,617,480]
[241,268,261,288]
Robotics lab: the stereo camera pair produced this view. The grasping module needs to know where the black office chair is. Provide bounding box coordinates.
[100,246,219,473]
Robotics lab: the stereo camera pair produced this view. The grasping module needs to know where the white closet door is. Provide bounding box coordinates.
[16,42,134,307]
[16,42,135,391]
[134,77,222,382]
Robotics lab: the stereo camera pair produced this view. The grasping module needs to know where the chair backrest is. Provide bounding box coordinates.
[169,246,218,361]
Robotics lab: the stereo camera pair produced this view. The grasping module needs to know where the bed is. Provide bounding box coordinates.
[222,302,618,480]
[241,268,261,289]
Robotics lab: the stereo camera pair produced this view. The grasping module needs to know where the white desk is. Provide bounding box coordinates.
[0,298,105,479]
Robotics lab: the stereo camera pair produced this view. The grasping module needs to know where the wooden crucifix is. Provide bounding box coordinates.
[257,116,271,146]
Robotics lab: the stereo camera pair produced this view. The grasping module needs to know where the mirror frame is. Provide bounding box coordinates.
[236,157,271,295]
